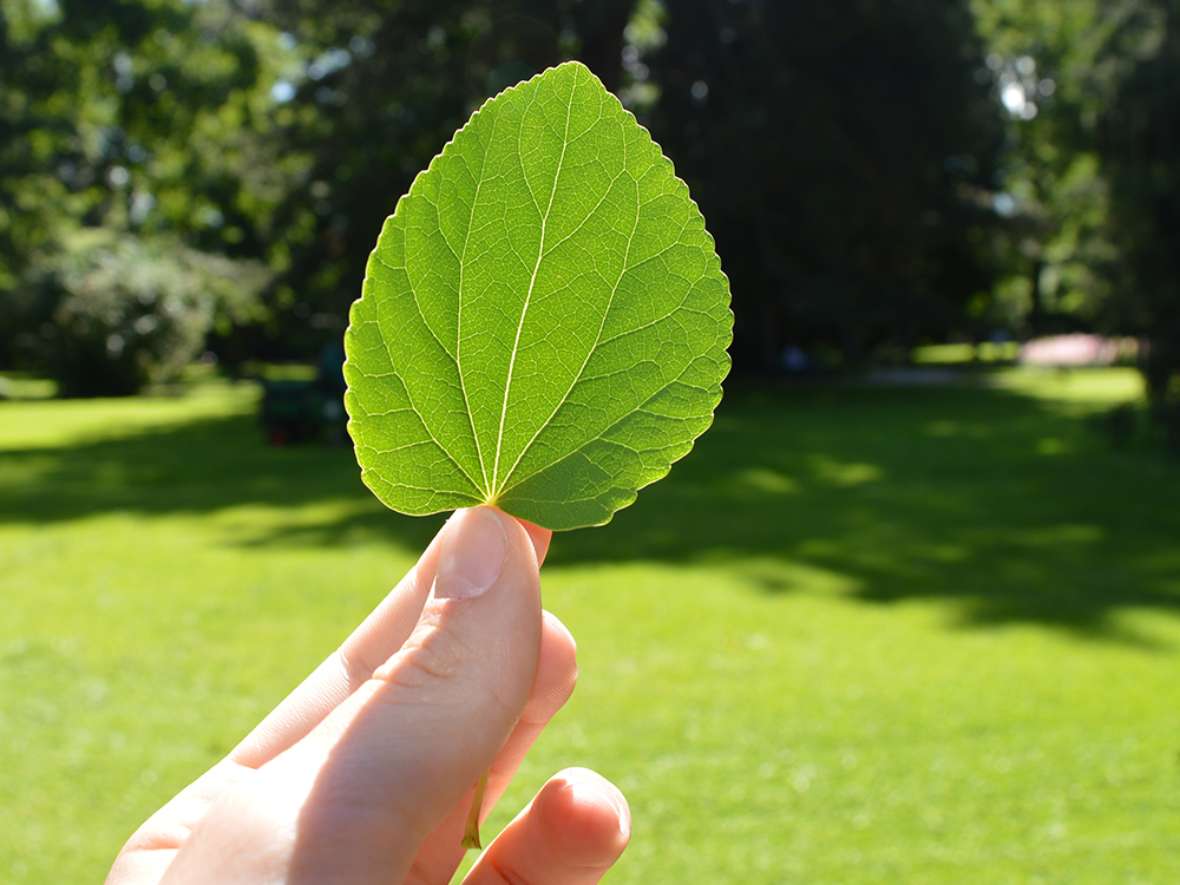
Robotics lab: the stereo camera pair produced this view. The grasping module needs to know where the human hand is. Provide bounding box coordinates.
[107,507,630,884]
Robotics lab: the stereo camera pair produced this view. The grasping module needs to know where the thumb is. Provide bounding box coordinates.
[169,507,543,884]
[294,505,542,874]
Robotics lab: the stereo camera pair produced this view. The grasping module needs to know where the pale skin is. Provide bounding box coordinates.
[107,506,630,884]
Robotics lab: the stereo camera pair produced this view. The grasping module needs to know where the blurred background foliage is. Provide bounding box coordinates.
[1,0,1179,433]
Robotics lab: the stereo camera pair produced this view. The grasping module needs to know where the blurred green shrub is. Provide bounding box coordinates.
[9,230,267,396]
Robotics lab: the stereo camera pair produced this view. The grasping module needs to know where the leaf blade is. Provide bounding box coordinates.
[345,61,732,530]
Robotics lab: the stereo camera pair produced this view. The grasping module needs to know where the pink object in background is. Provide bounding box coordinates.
[1019,334,1126,367]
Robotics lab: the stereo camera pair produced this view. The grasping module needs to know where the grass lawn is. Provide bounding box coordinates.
[2,368,1178,883]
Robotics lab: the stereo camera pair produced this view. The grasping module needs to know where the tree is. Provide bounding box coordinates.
[237,0,637,358]
[644,0,1005,372]
[0,0,277,388]
[972,0,1118,337]
[14,229,267,396]
[1099,0,1180,441]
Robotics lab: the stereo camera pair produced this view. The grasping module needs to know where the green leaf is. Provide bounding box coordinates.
[343,61,732,530]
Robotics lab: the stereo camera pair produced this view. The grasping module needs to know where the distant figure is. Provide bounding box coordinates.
[781,345,811,374]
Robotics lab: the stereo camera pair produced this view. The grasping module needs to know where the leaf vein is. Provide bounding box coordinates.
[490,64,578,494]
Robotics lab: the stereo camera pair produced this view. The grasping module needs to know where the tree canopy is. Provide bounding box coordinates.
[2,0,1179,425]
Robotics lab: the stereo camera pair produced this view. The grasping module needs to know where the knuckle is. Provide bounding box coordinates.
[334,646,373,692]
[366,601,524,723]
[377,632,461,690]
[370,604,472,693]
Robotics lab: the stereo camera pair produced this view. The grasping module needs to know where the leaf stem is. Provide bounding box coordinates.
[461,769,490,850]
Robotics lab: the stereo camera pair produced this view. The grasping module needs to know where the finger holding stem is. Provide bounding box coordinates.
[162,507,543,883]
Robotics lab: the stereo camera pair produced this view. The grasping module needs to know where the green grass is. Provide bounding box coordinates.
[0,371,57,400]
[912,340,1021,364]
[2,368,1178,883]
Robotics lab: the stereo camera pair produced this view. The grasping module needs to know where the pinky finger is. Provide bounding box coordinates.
[463,768,630,885]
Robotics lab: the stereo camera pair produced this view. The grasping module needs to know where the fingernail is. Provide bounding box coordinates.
[435,507,507,599]
[563,769,631,839]
[605,780,631,838]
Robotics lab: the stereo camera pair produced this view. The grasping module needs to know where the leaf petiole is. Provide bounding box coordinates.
[461,769,489,850]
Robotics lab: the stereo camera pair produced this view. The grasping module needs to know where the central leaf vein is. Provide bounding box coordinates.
[489,67,578,496]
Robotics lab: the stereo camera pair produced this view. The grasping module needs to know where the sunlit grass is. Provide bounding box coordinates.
[0,372,57,400]
[990,364,1145,404]
[1,368,1178,883]
[912,340,1021,364]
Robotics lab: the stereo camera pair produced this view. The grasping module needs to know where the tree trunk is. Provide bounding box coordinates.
[1026,255,1046,337]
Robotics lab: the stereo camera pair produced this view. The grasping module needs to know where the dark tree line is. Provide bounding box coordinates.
[647,0,1003,372]
[2,0,1179,429]
[191,0,1009,372]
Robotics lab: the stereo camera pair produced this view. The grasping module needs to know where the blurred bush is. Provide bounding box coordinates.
[8,230,266,396]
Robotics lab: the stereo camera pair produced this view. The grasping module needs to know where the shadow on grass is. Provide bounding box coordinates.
[3,381,1178,643]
